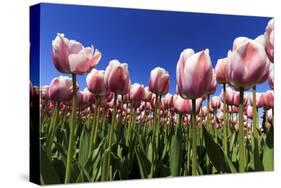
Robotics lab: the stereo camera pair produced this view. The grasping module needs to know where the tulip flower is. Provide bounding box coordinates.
[164,93,174,108]
[264,18,274,62]
[143,86,153,102]
[250,92,264,108]
[262,90,274,109]
[211,96,221,110]
[227,38,269,89]
[215,58,229,84]
[246,106,253,119]
[82,88,96,105]
[176,49,213,99]
[228,36,270,172]
[105,60,131,95]
[86,69,107,97]
[176,48,213,175]
[207,70,217,95]
[172,94,191,114]
[48,76,74,102]
[52,33,101,75]
[130,83,145,103]
[149,67,170,96]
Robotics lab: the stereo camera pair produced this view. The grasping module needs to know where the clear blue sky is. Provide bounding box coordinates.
[31,3,271,98]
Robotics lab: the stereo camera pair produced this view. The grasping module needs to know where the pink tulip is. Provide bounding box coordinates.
[149,67,170,95]
[215,58,229,83]
[264,18,274,62]
[130,83,145,102]
[210,96,221,110]
[48,76,75,102]
[86,69,107,96]
[268,64,274,89]
[164,93,174,108]
[82,88,96,104]
[176,49,213,99]
[250,92,264,108]
[246,106,253,119]
[143,86,152,102]
[231,105,239,113]
[172,94,191,114]
[52,33,101,75]
[233,91,248,107]
[207,70,217,95]
[220,87,234,105]
[104,60,131,95]
[262,90,274,109]
[227,37,269,89]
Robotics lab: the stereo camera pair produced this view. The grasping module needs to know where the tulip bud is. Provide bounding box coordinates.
[246,105,253,119]
[130,83,145,102]
[262,90,274,109]
[210,96,221,110]
[176,49,213,99]
[86,69,107,96]
[48,76,74,102]
[149,67,170,95]
[104,59,131,95]
[227,37,269,89]
[215,58,229,83]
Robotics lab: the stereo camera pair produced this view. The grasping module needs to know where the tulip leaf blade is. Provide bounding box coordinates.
[169,134,182,176]
[203,126,230,173]
[135,147,151,178]
[40,147,61,184]
[263,126,274,171]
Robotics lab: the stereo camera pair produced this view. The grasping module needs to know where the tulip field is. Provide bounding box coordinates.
[30,16,274,185]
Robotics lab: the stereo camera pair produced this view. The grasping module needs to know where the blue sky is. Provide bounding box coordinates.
[32,3,272,98]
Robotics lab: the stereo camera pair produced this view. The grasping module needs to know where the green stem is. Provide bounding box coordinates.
[102,93,117,181]
[223,83,228,154]
[252,85,261,170]
[65,74,78,183]
[93,98,101,149]
[191,99,197,176]
[238,87,246,172]
[46,102,59,158]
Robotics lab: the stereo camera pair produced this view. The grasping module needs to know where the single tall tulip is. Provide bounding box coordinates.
[228,36,268,172]
[176,48,213,176]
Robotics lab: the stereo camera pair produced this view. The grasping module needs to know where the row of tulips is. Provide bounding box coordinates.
[30,19,274,184]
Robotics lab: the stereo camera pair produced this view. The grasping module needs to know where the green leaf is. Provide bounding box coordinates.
[147,142,153,164]
[169,134,182,176]
[263,126,274,171]
[203,126,231,173]
[78,126,91,166]
[135,147,151,178]
[40,147,61,184]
